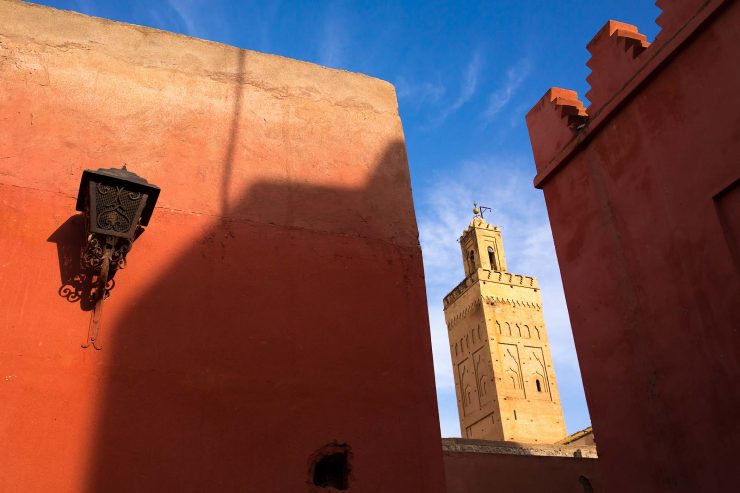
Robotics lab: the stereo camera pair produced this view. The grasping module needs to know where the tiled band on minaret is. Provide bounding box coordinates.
[443,213,566,443]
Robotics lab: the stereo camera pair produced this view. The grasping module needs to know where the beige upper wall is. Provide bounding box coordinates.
[0,0,417,247]
[0,0,397,114]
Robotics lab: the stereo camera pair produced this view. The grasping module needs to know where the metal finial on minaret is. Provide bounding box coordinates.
[473,202,491,219]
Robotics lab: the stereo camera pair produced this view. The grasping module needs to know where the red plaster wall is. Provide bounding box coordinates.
[0,2,445,492]
[527,2,740,492]
[444,451,601,493]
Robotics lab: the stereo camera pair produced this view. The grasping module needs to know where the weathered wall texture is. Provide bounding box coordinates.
[444,218,566,444]
[442,438,600,493]
[526,1,740,491]
[0,1,445,492]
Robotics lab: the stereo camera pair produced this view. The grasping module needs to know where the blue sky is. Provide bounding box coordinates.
[32,0,662,436]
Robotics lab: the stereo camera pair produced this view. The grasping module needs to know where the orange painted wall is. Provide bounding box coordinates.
[0,2,445,492]
[526,1,740,491]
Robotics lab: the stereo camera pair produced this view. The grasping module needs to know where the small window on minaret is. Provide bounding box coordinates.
[468,250,475,273]
[536,379,542,392]
[487,246,496,270]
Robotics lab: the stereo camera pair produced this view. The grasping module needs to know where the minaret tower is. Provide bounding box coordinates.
[443,207,566,443]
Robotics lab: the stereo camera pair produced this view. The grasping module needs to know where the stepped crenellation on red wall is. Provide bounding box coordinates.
[585,20,650,116]
[525,0,726,180]
[654,0,707,43]
[524,88,587,176]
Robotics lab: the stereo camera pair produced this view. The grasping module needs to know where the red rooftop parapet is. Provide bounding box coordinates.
[525,88,587,173]
[524,0,739,491]
[585,20,649,116]
[655,0,707,44]
[526,0,728,188]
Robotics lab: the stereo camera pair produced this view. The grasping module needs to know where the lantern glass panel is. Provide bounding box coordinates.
[76,166,160,240]
[88,181,149,239]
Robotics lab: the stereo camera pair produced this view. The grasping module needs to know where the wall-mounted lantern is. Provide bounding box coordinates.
[75,165,160,349]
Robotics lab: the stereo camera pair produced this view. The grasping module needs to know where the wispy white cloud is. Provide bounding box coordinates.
[318,3,347,68]
[508,102,531,128]
[483,59,532,122]
[394,76,446,105]
[163,1,235,45]
[255,2,282,54]
[416,155,590,436]
[167,0,201,37]
[428,52,482,126]
[73,0,94,15]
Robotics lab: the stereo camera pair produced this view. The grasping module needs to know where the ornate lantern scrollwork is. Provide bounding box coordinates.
[75,165,160,349]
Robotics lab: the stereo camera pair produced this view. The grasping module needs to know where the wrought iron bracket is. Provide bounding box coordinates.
[80,233,132,350]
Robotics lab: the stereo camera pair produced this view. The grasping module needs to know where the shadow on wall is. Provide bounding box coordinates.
[79,142,425,493]
[46,48,439,493]
[48,214,96,312]
[48,214,150,314]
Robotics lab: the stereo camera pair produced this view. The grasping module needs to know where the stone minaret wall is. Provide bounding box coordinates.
[444,217,566,443]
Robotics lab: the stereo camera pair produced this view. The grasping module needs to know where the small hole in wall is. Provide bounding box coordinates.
[536,379,542,392]
[311,443,350,490]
